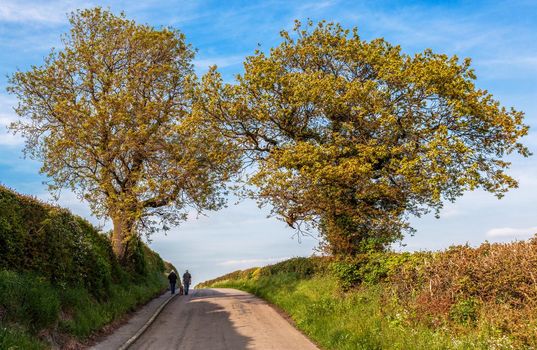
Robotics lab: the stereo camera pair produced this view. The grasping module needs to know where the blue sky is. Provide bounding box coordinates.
[0,0,536,284]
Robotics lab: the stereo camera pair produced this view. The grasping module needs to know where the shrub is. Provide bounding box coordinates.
[449,297,479,326]
[329,252,425,289]
[261,257,320,278]
[389,239,537,347]
[330,258,363,289]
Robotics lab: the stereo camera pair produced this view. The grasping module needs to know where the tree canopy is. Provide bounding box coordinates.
[200,21,530,255]
[8,8,239,258]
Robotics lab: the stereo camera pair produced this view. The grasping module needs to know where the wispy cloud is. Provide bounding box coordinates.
[486,226,537,238]
[0,127,22,146]
[439,204,461,219]
[0,94,23,146]
[217,257,290,266]
[478,56,537,74]
[0,0,82,24]
[193,54,245,70]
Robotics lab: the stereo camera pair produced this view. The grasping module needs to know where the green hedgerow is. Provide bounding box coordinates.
[0,185,173,348]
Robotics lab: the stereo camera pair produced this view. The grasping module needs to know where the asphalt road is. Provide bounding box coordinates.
[129,288,319,350]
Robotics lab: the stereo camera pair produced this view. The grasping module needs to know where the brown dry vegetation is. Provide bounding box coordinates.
[391,239,537,345]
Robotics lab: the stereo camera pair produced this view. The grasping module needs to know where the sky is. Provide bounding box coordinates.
[0,0,536,284]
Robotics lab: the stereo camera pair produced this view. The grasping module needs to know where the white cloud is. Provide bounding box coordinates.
[0,94,23,146]
[193,54,245,70]
[0,0,79,24]
[439,203,461,218]
[480,56,537,70]
[297,0,338,14]
[0,130,23,146]
[0,94,17,112]
[217,257,290,266]
[486,226,537,238]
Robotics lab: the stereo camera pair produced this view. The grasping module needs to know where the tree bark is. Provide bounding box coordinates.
[111,215,127,259]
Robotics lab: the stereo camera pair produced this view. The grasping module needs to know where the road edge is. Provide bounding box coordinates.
[117,293,178,350]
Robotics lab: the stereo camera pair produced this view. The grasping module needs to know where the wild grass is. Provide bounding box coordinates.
[59,272,166,338]
[0,326,47,350]
[0,268,168,348]
[209,273,501,350]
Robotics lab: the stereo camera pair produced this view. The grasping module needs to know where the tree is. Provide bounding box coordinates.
[200,21,530,255]
[8,8,239,259]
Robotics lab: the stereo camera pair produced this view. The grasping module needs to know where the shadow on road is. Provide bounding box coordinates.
[130,289,254,350]
[191,288,265,304]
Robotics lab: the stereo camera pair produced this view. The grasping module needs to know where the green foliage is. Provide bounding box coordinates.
[59,271,166,338]
[329,259,363,289]
[330,252,423,289]
[261,257,325,278]
[0,271,60,332]
[0,327,47,350]
[0,186,170,347]
[202,19,529,255]
[0,186,115,298]
[450,297,479,326]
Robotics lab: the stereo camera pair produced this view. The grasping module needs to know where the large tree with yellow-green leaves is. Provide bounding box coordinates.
[8,8,239,259]
[200,21,530,255]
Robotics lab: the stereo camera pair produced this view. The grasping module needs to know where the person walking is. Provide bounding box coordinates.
[168,270,178,295]
[183,270,192,295]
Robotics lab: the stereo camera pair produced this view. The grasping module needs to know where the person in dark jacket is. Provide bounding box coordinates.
[168,270,178,294]
[183,270,192,295]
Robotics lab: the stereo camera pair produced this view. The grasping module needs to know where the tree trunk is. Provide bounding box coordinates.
[111,216,128,259]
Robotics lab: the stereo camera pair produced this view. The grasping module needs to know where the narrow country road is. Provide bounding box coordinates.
[129,288,319,350]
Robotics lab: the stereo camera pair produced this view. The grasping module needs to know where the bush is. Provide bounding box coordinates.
[0,327,46,350]
[198,257,329,289]
[329,252,425,289]
[261,257,325,278]
[329,258,363,289]
[449,297,479,326]
[389,240,537,346]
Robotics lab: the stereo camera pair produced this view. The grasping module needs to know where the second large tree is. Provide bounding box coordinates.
[201,21,529,255]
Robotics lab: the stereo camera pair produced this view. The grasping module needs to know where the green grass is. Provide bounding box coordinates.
[0,270,60,333]
[0,267,168,348]
[59,272,166,338]
[0,327,47,350]
[207,272,516,350]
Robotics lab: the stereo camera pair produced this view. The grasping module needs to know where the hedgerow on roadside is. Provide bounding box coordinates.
[0,185,172,348]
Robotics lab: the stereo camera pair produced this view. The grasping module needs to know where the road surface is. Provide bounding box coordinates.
[129,288,319,350]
